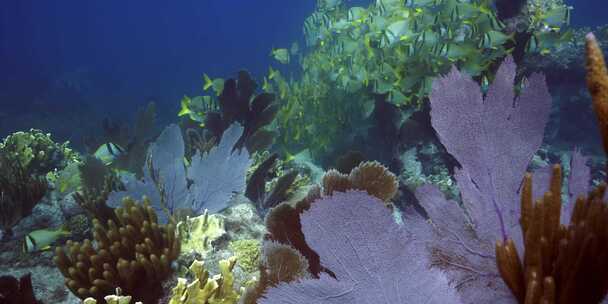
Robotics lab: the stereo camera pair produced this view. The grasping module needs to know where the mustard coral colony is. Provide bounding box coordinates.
[53,197,180,303]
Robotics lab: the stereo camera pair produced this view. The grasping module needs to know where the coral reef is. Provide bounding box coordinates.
[167,258,240,304]
[264,160,398,277]
[413,56,552,302]
[260,191,461,304]
[54,197,180,303]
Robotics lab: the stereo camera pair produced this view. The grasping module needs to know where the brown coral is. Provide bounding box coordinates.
[348,161,398,202]
[496,166,608,304]
[264,161,397,278]
[241,241,310,304]
[54,197,180,303]
[321,170,352,196]
[321,161,398,202]
[586,33,608,156]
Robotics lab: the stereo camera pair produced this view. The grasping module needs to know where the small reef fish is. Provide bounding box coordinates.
[94,142,124,165]
[271,48,290,64]
[203,74,224,95]
[23,227,71,252]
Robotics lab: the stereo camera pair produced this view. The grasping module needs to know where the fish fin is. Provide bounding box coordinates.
[40,245,52,251]
[203,74,213,90]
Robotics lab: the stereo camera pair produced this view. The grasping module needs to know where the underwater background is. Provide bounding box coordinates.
[2,0,608,303]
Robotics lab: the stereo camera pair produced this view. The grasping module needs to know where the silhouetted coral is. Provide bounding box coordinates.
[54,197,180,303]
[205,71,278,153]
[0,273,40,304]
[246,153,299,213]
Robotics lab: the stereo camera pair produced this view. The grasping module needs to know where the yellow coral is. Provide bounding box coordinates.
[229,239,261,273]
[169,258,241,304]
[177,209,226,255]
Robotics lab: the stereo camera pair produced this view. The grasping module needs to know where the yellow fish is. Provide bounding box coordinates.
[23,226,71,252]
[271,48,290,64]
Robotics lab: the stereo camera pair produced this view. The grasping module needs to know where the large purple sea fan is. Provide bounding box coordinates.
[260,191,462,304]
[414,57,552,303]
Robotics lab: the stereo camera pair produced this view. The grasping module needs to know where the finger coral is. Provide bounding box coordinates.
[586,33,608,162]
[53,197,180,303]
[496,165,608,303]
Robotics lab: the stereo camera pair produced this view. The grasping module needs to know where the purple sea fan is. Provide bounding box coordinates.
[260,191,462,304]
[414,56,552,303]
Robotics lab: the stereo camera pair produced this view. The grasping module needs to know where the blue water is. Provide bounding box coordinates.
[0,0,606,142]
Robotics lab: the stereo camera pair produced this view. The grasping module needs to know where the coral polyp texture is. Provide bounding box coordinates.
[587,33,608,157]
[53,197,180,303]
[322,160,398,202]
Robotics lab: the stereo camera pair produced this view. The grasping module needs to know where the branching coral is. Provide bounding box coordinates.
[168,258,240,304]
[0,129,78,177]
[496,165,608,304]
[54,197,180,303]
